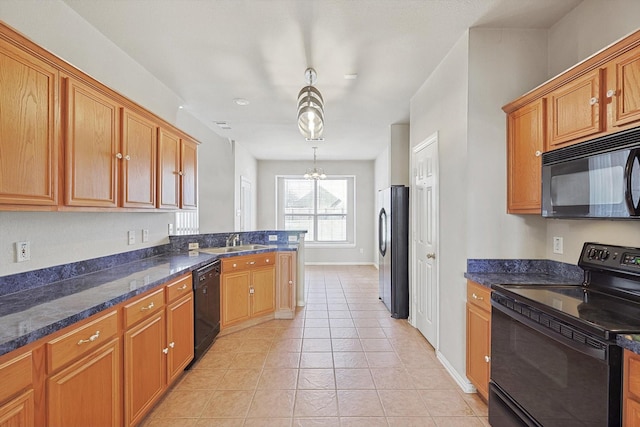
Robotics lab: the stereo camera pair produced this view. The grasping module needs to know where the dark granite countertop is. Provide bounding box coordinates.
[617,335,640,354]
[0,243,297,357]
[464,259,583,289]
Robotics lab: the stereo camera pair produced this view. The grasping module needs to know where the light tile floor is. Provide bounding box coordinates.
[142,265,488,426]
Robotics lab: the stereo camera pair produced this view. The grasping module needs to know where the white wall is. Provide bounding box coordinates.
[234,142,258,231]
[257,160,375,264]
[466,28,548,259]
[390,124,410,186]
[410,31,469,382]
[545,1,640,262]
[0,0,235,276]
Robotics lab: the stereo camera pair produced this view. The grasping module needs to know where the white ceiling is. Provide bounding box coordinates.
[62,0,581,161]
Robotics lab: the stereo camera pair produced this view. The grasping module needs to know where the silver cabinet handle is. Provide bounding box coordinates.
[485,355,491,363]
[426,253,436,259]
[472,293,484,301]
[162,348,169,354]
[266,259,270,263]
[607,89,615,98]
[535,150,542,157]
[249,288,255,295]
[288,281,293,285]
[140,302,154,311]
[77,331,100,345]
[124,154,131,161]
[248,261,256,265]
[179,284,188,290]
[169,342,175,348]
[589,97,598,105]
[116,153,123,159]
[178,171,184,176]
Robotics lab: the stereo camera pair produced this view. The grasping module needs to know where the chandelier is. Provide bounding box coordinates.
[304,147,327,180]
[297,68,324,140]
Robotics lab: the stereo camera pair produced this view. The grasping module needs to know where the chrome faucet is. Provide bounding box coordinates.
[226,233,241,247]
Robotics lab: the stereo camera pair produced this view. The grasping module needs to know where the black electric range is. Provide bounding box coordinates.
[489,242,640,427]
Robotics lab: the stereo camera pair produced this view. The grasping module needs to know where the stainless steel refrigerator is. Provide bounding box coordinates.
[378,185,409,319]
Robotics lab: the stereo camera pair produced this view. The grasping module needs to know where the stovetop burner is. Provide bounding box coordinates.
[493,242,640,340]
[495,284,640,337]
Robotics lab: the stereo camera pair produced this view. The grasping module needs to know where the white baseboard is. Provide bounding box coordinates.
[436,350,477,394]
[304,262,377,266]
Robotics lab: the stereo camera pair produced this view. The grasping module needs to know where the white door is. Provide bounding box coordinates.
[411,133,439,348]
[240,176,252,231]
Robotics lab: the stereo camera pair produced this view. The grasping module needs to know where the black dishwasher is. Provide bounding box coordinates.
[189,260,220,367]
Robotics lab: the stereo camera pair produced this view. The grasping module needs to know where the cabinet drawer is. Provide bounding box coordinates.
[221,252,275,272]
[47,310,118,372]
[166,273,193,303]
[467,281,491,312]
[0,351,33,403]
[123,288,165,328]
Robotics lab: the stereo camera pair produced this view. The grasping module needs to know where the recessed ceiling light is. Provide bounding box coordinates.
[233,98,250,106]
[344,74,358,80]
[178,105,185,109]
[214,121,232,130]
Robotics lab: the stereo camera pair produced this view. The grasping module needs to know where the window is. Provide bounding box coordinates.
[277,176,355,244]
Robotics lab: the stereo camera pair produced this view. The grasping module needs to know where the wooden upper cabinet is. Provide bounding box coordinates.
[180,139,198,210]
[0,39,58,207]
[547,68,603,150]
[609,48,640,128]
[157,128,180,209]
[158,129,198,210]
[121,109,157,208]
[507,99,544,214]
[64,77,120,207]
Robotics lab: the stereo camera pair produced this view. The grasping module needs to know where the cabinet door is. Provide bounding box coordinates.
[65,78,120,207]
[251,266,276,318]
[276,252,296,318]
[548,68,602,149]
[124,311,166,427]
[166,292,194,385]
[47,338,120,427]
[466,302,490,401]
[180,139,198,209]
[221,272,251,328]
[157,128,180,209]
[0,40,58,206]
[121,109,156,208]
[0,390,34,427]
[611,48,640,127]
[507,99,544,214]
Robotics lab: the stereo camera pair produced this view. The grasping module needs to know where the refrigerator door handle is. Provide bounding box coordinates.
[379,208,387,256]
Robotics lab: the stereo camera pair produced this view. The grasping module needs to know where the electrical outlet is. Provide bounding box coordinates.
[268,235,278,242]
[128,230,135,245]
[15,241,30,262]
[553,236,563,254]
[288,235,298,242]
[142,229,149,243]
[188,242,199,250]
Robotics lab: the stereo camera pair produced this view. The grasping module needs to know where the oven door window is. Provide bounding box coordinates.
[491,308,618,426]
[543,148,640,217]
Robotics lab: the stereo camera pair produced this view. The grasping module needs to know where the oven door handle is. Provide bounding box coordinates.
[492,302,608,361]
[624,148,640,216]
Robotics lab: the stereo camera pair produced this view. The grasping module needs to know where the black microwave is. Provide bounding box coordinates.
[542,126,640,218]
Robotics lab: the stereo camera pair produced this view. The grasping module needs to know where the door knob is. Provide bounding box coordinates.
[426,253,436,259]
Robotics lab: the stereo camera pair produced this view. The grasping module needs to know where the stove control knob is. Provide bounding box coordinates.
[601,250,610,260]
[588,248,597,259]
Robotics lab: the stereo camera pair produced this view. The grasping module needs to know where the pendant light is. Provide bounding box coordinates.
[304,146,327,180]
[297,68,324,140]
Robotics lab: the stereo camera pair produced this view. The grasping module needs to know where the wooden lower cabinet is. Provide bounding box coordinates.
[0,390,34,427]
[166,293,195,384]
[466,280,491,401]
[276,252,296,319]
[47,338,120,427]
[124,311,166,427]
[624,349,640,426]
[221,253,277,329]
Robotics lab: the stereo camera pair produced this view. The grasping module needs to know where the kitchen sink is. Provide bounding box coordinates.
[200,244,271,254]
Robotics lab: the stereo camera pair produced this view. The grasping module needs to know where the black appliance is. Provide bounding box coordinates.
[378,185,409,319]
[188,260,220,368]
[490,242,640,426]
[541,126,640,218]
